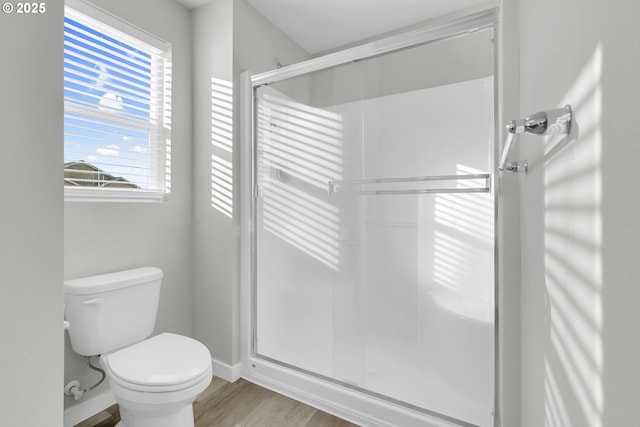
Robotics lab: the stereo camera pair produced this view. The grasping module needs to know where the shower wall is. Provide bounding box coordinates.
[253,28,496,427]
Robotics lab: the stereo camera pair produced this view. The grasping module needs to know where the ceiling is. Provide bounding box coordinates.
[176,0,211,9]
[177,0,487,54]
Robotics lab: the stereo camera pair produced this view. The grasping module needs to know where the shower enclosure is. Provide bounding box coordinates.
[241,9,499,427]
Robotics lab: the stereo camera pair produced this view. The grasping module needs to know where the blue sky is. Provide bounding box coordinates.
[63,14,154,187]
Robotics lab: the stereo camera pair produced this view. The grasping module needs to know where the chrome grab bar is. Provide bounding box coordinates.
[328,173,490,196]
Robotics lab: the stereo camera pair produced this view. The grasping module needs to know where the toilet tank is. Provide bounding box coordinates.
[64,267,163,356]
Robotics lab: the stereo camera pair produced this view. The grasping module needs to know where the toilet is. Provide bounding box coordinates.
[64,267,212,427]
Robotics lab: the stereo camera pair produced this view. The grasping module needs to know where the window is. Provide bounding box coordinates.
[64,0,171,201]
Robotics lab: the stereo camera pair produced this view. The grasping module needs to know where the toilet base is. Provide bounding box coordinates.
[115,401,194,427]
[100,348,212,427]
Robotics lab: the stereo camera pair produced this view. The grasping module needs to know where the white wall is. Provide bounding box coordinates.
[63,0,193,416]
[518,0,640,425]
[0,4,64,426]
[191,0,309,371]
[497,2,522,426]
[191,0,235,372]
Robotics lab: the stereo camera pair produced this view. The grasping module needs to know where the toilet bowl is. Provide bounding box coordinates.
[64,267,212,427]
[101,333,213,427]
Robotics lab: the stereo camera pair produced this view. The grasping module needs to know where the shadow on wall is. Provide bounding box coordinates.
[433,164,494,323]
[211,77,234,218]
[257,90,344,270]
[542,43,603,427]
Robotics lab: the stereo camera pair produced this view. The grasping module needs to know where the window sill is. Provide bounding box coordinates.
[64,187,167,203]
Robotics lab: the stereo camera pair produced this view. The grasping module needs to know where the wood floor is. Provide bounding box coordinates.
[74,377,360,427]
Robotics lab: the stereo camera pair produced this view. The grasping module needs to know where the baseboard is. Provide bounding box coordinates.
[64,389,116,427]
[242,358,454,427]
[211,357,242,382]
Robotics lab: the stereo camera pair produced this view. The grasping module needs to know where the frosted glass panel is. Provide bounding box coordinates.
[254,29,495,427]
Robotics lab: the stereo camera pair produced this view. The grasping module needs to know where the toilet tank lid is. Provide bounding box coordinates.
[64,267,163,295]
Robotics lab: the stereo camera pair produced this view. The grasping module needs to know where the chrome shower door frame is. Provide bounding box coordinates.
[240,7,502,427]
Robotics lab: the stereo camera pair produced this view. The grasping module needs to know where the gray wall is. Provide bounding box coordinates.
[63,0,193,412]
[191,0,236,370]
[191,0,310,368]
[498,2,522,426]
[518,0,640,425]
[0,3,64,426]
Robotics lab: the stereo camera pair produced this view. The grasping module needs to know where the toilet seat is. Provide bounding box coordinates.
[102,333,212,393]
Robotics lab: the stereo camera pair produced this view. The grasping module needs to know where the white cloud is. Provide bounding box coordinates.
[99,92,124,111]
[96,63,108,88]
[97,144,120,157]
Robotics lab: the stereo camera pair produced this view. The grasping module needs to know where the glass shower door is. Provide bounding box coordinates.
[253,28,495,427]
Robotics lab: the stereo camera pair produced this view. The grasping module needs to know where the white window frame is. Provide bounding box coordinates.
[64,0,171,202]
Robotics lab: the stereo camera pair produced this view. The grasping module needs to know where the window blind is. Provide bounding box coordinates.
[64,3,171,200]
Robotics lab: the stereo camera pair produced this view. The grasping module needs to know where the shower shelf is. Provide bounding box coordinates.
[328,173,490,196]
